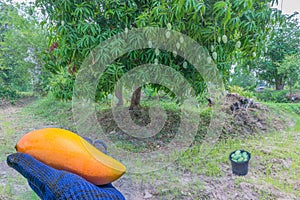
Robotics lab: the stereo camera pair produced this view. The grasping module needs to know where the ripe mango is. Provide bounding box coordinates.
[15,128,126,185]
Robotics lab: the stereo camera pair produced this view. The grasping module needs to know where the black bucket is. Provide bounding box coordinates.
[229,150,251,176]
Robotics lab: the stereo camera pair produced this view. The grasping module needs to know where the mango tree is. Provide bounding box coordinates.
[34,0,280,108]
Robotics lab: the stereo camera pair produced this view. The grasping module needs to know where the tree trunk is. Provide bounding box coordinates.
[289,78,293,99]
[275,84,285,90]
[34,65,43,94]
[129,87,142,110]
[275,78,285,90]
[115,88,123,106]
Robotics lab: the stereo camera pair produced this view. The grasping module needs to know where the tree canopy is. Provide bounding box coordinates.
[0,1,46,99]
[278,54,300,97]
[32,0,281,106]
[253,15,300,90]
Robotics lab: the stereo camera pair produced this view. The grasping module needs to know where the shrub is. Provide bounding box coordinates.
[48,69,75,100]
[227,85,254,98]
[255,89,289,103]
[0,84,20,103]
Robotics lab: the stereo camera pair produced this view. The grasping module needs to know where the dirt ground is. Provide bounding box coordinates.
[0,98,299,199]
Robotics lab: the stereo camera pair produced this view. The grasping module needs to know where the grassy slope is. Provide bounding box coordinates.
[0,100,41,200]
[1,95,300,199]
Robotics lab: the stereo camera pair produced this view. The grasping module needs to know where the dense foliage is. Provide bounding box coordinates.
[0,1,46,100]
[2,0,298,104]
[253,16,300,90]
[33,0,280,106]
[278,54,300,97]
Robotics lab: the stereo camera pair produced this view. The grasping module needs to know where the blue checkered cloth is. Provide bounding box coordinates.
[7,153,125,200]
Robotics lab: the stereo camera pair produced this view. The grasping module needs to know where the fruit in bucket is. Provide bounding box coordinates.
[230,150,249,162]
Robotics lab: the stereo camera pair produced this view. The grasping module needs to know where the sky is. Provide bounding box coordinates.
[273,0,300,20]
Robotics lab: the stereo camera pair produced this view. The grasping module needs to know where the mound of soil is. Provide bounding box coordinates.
[98,108,181,152]
[97,93,289,152]
[221,93,287,137]
[0,98,12,107]
[287,91,300,102]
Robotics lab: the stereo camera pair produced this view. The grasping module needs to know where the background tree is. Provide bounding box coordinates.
[229,66,257,90]
[253,15,300,90]
[33,0,280,108]
[0,1,46,99]
[278,54,300,98]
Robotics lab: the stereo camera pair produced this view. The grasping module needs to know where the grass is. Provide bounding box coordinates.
[124,102,300,198]
[0,108,40,200]
[176,103,300,198]
[0,121,15,161]
[2,95,300,199]
[23,94,75,130]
